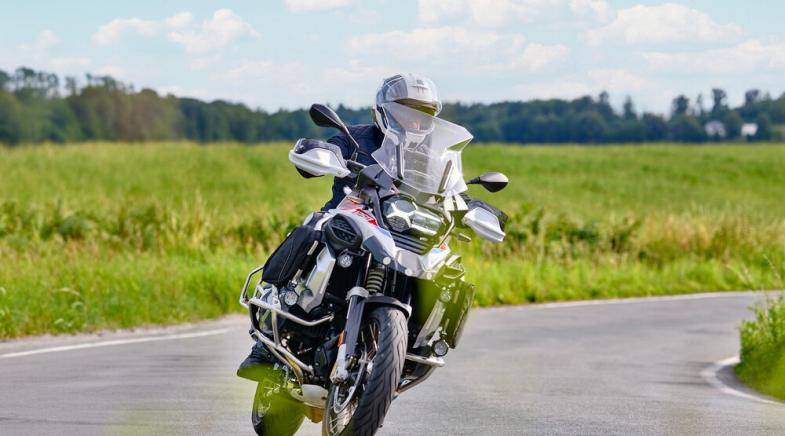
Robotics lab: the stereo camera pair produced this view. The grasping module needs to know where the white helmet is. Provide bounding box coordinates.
[373,74,442,136]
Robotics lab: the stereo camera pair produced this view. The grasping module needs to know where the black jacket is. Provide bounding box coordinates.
[321,124,385,211]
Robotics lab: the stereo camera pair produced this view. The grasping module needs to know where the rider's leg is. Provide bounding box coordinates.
[237,340,277,381]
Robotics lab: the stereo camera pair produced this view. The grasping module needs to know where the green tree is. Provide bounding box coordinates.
[572,112,608,143]
[641,113,668,141]
[0,70,10,91]
[669,115,706,142]
[671,95,690,116]
[47,99,82,142]
[0,91,23,144]
[754,113,773,141]
[723,111,743,140]
[623,96,637,120]
[711,88,728,115]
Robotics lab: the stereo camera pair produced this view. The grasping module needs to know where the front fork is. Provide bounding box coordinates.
[331,286,370,383]
[330,288,412,384]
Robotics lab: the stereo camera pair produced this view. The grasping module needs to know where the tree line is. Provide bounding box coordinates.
[0,66,782,145]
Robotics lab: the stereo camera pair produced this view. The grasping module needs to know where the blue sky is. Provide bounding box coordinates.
[2,1,785,114]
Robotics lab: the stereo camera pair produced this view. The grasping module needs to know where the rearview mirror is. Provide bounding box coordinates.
[467,172,508,193]
[309,103,362,160]
[310,104,348,132]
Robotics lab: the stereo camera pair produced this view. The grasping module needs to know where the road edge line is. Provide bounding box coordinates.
[0,328,231,360]
[700,355,783,406]
[484,290,782,312]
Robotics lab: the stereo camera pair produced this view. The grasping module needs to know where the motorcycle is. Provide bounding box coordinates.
[239,102,508,435]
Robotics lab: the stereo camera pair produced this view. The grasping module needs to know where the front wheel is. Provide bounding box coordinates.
[323,306,408,436]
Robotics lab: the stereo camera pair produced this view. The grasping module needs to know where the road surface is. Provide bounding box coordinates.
[1,292,784,435]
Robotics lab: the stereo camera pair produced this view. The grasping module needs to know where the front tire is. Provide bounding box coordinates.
[251,376,305,436]
[324,306,408,436]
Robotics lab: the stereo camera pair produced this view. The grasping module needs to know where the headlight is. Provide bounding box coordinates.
[383,197,441,236]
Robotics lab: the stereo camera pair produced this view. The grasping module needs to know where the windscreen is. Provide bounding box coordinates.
[372,102,473,196]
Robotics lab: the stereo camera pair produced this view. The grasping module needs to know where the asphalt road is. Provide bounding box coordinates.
[1,292,784,435]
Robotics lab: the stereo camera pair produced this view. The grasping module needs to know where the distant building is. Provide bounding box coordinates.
[742,123,758,139]
[704,120,727,139]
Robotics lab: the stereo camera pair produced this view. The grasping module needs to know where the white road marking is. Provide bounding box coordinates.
[700,356,782,406]
[0,328,231,360]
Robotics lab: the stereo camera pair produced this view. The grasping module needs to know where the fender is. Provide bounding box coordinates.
[362,294,412,319]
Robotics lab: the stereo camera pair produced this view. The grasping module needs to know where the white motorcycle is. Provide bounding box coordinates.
[240,102,508,435]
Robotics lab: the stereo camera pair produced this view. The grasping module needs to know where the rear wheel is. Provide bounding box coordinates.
[323,306,407,436]
[251,370,305,436]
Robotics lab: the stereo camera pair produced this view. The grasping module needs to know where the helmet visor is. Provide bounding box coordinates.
[395,98,440,116]
[382,102,435,134]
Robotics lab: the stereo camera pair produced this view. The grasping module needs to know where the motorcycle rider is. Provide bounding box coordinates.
[238,73,444,380]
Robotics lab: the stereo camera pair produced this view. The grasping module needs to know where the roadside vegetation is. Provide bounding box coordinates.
[1,143,785,338]
[737,296,785,400]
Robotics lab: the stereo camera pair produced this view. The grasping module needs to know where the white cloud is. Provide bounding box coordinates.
[169,9,259,54]
[26,30,60,51]
[225,59,385,88]
[165,12,194,29]
[643,39,785,74]
[49,57,91,69]
[96,65,126,77]
[349,27,523,65]
[223,60,328,106]
[93,18,159,45]
[585,3,742,46]
[587,68,649,92]
[226,60,293,80]
[324,60,390,84]
[570,0,612,23]
[348,27,570,75]
[16,29,60,57]
[417,0,560,27]
[514,68,651,102]
[286,0,353,13]
[222,59,393,108]
[516,79,594,100]
[418,0,464,24]
[188,54,222,71]
[157,85,210,100]
[93,10,257,53]
[518,43,570,71]
[11,30,94,74]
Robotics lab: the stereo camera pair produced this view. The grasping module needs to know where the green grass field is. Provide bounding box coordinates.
[737,296,785,400]
[1,142,785,338]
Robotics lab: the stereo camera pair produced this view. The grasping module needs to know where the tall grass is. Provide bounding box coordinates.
[737,296,785,400]
[1,142,784,338]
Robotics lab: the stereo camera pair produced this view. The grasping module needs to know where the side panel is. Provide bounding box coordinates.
[297,246,335,312]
